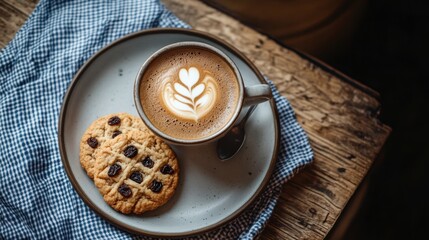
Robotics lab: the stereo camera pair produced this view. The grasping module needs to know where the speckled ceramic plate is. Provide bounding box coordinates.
[58,28,279,237]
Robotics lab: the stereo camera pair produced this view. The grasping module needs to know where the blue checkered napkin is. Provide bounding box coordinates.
[0,0,313,239]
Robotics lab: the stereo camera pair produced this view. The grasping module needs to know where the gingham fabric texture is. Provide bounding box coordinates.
[0,0,313,239]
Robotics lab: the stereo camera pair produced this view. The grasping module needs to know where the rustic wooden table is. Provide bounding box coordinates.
[0,0,391,239]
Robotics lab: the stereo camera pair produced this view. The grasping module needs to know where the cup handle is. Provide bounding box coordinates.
[243,84,273,106]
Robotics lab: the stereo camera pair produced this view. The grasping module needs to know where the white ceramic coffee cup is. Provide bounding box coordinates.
[134,41,272,145]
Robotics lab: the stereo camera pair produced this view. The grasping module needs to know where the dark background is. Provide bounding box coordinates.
[334,0,429,239]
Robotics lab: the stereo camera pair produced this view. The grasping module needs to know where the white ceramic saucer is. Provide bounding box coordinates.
[58,28,279,237]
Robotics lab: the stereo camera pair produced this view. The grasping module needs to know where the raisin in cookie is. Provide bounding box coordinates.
[80,113,151,179]
[94,129,179,214]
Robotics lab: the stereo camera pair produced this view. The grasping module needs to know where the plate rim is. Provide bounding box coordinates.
[58,28,280,237]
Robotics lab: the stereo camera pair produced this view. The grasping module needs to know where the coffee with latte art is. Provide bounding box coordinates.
[139,46,240,140]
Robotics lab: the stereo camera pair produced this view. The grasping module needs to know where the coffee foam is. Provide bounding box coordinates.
[140,47,240,140]
[162,66,218,121]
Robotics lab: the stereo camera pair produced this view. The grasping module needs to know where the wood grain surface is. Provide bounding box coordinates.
[0,0,391,239]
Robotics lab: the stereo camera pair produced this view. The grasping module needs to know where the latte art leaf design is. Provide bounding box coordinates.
[162,67,218,121]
